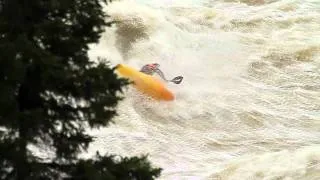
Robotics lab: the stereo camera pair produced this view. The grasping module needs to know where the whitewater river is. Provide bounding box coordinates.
[87,0,320,179]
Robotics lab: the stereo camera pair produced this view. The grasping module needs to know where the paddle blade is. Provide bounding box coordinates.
[171,76,183,84]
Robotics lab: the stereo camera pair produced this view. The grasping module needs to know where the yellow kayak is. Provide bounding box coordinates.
[115,64,174,101]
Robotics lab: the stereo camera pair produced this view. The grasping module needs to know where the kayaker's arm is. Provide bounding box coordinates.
[155,68,168,81]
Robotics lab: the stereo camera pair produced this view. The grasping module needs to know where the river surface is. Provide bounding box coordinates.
[87,0,320,179]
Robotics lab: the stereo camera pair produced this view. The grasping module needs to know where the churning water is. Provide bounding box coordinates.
[87,0,320,179]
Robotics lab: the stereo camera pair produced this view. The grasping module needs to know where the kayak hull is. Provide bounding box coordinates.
[115,64,174,101]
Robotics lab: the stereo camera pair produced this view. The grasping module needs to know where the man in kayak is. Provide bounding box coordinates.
[140,63,183,84]
[140,63,168,81]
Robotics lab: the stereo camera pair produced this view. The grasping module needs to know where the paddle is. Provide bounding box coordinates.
[169,76,183,84]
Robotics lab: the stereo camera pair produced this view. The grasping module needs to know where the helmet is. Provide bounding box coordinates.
[148,63,160,69]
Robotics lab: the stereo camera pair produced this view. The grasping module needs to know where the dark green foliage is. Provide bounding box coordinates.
[0,0,161,179]
[67,153,162,180]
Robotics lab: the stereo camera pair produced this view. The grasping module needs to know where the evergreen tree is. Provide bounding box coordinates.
[0,0,161,179]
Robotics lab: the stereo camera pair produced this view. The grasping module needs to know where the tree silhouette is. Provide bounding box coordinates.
[0,0,161,179]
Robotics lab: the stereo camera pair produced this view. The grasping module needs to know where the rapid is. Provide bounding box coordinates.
[87,0,320,179]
